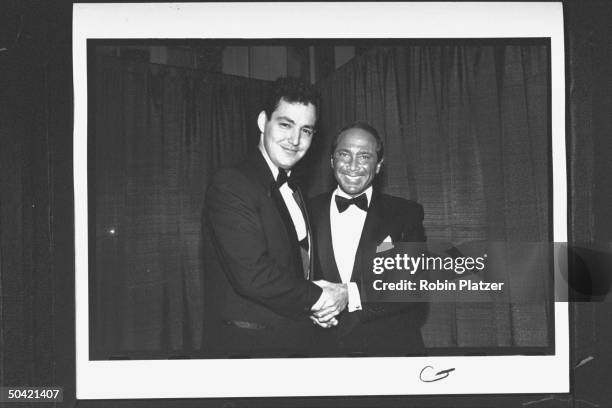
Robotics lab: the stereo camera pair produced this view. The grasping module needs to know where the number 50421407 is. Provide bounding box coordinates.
[1,387,63,402]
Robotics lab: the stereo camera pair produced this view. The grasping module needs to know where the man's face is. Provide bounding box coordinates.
[331,128,382,196]
[258,98,317,170]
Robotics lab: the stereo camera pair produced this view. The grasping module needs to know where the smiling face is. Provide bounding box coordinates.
[331,127,383,196]
[258,98,317,170]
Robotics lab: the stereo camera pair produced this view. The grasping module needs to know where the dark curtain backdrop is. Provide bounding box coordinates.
[92,45,550,357]
[309,45,551,348]
[92,56,270,358]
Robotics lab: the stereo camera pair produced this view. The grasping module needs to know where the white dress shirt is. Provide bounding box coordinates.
[330,186,373,312]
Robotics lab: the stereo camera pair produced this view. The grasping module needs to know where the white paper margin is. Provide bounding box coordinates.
[74,2,568,399]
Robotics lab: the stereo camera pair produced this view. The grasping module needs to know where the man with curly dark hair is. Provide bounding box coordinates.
[205,77,347,357]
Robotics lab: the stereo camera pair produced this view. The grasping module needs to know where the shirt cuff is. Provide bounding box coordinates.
[347,282,362,312]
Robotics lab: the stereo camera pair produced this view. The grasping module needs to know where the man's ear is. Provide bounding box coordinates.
[330,155,334,169]
[257,110,267,133]
[375,158,384,174]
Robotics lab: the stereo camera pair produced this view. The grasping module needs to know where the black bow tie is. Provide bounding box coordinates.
[276,168,289,188]
[335,194,368,213]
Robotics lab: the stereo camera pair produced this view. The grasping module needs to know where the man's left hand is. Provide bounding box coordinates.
[310,315,338,328]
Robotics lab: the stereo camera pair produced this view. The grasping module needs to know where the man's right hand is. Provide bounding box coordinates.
[310,280,348,325]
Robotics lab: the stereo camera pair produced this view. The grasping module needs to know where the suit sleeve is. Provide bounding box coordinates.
[205,170,322,319]
[355,201,427,324]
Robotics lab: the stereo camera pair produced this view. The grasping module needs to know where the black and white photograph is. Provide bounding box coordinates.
[73,2,567,398]
[89,38,555,359]
[3,1,612,406]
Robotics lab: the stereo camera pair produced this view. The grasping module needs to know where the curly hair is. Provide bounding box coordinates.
[263,77,321,119]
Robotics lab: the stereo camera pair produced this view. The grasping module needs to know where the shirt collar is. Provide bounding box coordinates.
[333,185,373,207]
[258,137,291,181]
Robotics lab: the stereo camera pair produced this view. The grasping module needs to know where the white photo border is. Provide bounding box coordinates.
[73,2,568,399]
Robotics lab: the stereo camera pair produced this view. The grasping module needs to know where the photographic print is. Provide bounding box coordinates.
[73,2,568,399]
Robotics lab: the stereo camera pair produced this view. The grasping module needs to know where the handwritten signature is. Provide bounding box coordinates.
[419,366,455,382]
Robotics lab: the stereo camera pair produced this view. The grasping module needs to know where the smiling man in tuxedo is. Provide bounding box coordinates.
[309,121,427,356]
[205,77,347,357]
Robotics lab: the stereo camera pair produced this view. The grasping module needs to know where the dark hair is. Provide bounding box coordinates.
[263,77,321,119]
[331,121,384,163]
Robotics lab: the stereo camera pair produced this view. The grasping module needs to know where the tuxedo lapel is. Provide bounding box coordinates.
[249,153,296,240]
[351,193,390,282]
[292,187,314,280]
[271,189,300,244]
[245,151,276,192]
[316,193,342,283]
[246,152,302,273]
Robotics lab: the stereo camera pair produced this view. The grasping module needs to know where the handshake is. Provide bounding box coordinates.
[310,280,349,329]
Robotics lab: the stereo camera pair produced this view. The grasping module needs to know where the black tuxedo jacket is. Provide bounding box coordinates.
[204,151,322,355]
[310,190,427,355]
